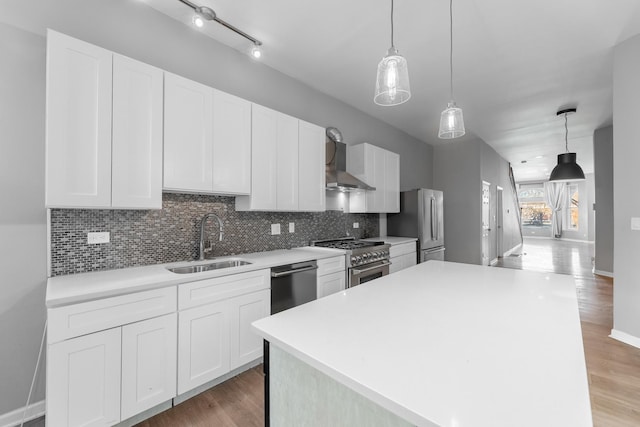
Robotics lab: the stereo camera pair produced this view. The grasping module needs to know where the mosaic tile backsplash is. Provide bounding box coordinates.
[50,193,379,276]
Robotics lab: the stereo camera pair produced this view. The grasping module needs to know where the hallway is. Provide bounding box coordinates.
[496,237,640,426]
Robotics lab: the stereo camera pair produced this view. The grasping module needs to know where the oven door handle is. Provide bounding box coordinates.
[351,261,391,275]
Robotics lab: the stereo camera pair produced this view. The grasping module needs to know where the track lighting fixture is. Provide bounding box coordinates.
[177,0,263,59]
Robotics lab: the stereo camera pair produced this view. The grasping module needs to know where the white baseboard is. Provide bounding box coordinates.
[503,243,522,257]
[0,400,45,427]
[610,329,640,350]
[594,269,613,278]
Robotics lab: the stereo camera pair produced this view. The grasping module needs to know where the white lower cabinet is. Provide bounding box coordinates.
[389,241,417,274]
[317,256,346,298]
[177,300,230,394]
[121,313,177,420]
[177,271,271,394]
[47,328,122,427]
[229,289,271,369]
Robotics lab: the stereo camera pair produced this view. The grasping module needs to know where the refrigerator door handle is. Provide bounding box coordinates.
[430,197,437,241]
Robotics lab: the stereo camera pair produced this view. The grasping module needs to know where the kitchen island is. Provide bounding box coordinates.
[252,260,592,427]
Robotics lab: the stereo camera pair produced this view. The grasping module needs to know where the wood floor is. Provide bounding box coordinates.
[138,237,640,426]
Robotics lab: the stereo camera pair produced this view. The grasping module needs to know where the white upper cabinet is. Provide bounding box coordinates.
[164,73,214,193]
[163,73,251,195]
[111,55,163,209]
[212,89,251,194]
[237,104,278,210]
[276,112,300,211]
[298,120,326,211]
[46,30,113,208]
[236,104,325,212]
[46,30,163,209]
[348,143,400,213]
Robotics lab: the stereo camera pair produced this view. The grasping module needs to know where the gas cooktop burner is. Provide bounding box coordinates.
[311,237,384,250]
[310,237,390,268]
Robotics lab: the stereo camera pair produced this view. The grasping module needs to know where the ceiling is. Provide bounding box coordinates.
[145,1,639,181]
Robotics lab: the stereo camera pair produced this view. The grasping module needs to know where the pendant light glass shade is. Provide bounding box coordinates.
[438,101,465,139]
[374,47,411,106]
[438,0,465,139]
[549,153,585,182]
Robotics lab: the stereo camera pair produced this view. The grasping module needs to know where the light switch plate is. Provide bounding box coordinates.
[631,217,640,231]
[87,232,110,244]
[271,224,281,235]
[289,222,295,233]
[353,222,360,229]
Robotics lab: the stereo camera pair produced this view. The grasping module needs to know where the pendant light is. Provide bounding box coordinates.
[438,0,465,139]
[549,108,585,182]
[374,0,411,106]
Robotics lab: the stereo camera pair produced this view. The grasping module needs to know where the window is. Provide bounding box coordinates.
[519,183,552,232]
[564,184,579,230]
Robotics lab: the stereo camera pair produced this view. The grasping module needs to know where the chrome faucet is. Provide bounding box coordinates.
[198,212,224,260]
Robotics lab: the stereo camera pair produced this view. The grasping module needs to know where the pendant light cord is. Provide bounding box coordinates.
[564,113,569,152]
[390,0,395,48]
[449,0,454,100]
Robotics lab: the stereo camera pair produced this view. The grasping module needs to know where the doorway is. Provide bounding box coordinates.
[482,181,490,266]
[496,186,504,258]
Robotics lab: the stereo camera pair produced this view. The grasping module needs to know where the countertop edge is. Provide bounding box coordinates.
[46,246,346,308]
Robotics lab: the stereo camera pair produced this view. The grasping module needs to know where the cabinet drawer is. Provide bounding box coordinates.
[390,241,416,258]
[179,269,270,310]
[317,256,346,276]
[48,286,176,344]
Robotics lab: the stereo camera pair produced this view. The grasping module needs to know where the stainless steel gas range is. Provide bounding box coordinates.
[311,237,391,288]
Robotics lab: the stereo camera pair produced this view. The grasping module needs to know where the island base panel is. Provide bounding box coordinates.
[269,345,413,427]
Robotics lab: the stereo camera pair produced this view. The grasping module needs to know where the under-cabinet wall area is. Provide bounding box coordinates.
[49,193,378,276]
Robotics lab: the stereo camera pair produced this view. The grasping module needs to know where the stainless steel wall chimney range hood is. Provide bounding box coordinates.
[325,127,375,191]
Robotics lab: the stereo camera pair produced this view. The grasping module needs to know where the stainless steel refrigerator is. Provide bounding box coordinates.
[387,189,445,262]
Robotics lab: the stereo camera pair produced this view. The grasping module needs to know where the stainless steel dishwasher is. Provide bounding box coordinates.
[270,260,318,314]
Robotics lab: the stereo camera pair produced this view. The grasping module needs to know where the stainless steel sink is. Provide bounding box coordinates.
[167,259,251,274]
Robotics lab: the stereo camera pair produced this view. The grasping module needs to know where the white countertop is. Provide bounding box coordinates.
[363,236,418,245]
[252,261,592,427]
[46,246,344,308]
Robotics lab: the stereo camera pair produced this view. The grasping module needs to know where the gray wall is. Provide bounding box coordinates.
[613,35,640,340]
[0,23,48,415]
[433,139,483,265]
[480,143,523,257]
[593,126,614,274]
[0,0,434,417]
[433,138,522,266]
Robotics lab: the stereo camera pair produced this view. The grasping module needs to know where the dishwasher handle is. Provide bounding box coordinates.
[271,265,318,278]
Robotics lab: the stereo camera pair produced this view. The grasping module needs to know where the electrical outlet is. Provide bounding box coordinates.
[289,222,295,233]
[87,232,110,244]
[271,224,281,235]
[631,217,640,231]
[353,222,359,229]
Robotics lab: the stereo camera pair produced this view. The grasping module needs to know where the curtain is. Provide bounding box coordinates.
[544,182,567,238]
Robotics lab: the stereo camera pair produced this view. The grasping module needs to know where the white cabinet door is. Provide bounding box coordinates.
[276,113,299,210]
[163,72,213,192]
[121,313,177,420]
[46,30,113,208]
[178,301,230,394]
[47,328,121,427]
[367,145,386,212]
[298,120,326,211]
[390,253,417,274]
[318,271,346,298]
[212,89,251,195]
[111,54,163,209]
[235,104,278,211]
[229,289,270,370]
[348,143,400,213]
[385,150,400,213]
